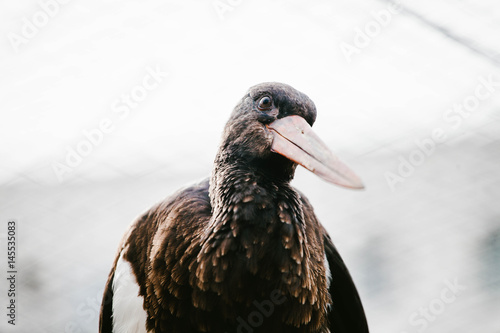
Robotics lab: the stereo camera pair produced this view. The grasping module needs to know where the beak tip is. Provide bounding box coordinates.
[355,184,366,190]
[323,174,365,190]
[346,180,365,190]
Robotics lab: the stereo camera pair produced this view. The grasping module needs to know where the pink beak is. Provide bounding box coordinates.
[267,115,364,189]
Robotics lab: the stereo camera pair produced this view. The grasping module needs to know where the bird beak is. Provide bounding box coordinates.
[267,115,364,189]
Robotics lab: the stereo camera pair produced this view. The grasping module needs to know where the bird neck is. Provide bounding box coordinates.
[203,156,308,280]
[197,155,316,315]
[209,156,293,215]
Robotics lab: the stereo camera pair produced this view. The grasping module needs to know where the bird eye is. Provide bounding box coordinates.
[257,96,273,110]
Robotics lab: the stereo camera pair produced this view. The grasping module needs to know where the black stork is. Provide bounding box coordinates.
[99,82,369,333]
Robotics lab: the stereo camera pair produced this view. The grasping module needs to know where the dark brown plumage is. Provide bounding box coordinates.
[99,82,369,333]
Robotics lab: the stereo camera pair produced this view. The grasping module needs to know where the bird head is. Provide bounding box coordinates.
[217,82,364,189]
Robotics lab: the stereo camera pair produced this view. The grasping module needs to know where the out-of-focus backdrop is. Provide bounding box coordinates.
[1,0,499,332]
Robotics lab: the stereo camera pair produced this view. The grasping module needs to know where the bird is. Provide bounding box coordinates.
[99,82,369,333]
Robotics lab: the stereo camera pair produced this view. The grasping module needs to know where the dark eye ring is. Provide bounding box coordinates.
[257,96,273,110]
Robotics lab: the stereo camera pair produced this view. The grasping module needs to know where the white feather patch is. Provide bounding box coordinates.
[112,251,148,333]
[324,253,331,289]
[324,253,333,312]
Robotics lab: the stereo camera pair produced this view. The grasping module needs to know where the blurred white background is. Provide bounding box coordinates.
[1,0,499,332]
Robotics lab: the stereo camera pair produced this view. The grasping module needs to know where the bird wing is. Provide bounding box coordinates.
[99,179,212,333]
[99,223,135,333]
[323,230,369,332]
[299,193,369,333]
[99,261,115,333]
